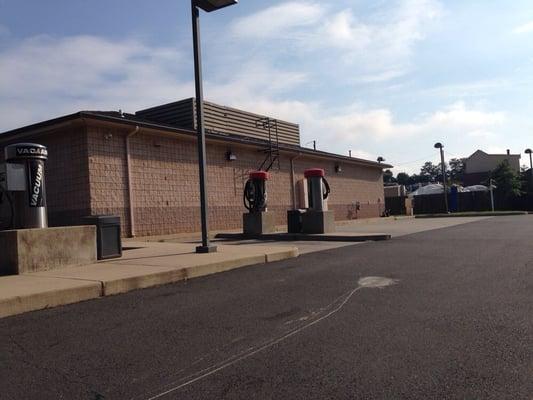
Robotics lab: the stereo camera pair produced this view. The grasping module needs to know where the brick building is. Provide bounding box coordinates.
[0,99,390,237]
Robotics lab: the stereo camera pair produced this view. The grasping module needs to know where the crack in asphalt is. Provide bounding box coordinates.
[138,276,398,400]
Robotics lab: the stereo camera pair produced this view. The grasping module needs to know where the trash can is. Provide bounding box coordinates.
[82,215,122,260]
[287,209,305,233]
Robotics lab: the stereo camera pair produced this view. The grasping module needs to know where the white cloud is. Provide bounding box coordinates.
[213,85,506,159]
[320,9,372,49]
[231,0,443,80]
[319,0,443,69]
[231,2,325,38]
[0,32,508,173]
[485,145,510,154]
[354,69,408,84]
[206,61,308,103]
[512,20,533,34]
[426,102,504,128]
[0,35,193,131]
[337,101,504,141]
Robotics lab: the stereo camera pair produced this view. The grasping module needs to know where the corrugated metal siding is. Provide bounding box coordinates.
[201,101,300,145]
[136,99,195,129]
[135,98,300,146]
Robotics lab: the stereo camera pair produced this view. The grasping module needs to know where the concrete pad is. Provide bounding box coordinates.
[243,211,277,234]
[214,239,358,255]
[31,242,298,296]
[0,275,102,318]
[183,254,267,279]
[112,241,195,260]
[336,216,493,237]
[31,264,188,296]
[110,241,297,267]
[415,211,527,218]
[0,226,96,275]
[301,210,335,234]
[263,247,299,262]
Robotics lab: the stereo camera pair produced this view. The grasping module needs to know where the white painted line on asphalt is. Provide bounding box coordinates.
[141,276,399,400]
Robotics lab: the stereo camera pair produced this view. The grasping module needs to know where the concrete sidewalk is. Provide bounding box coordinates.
[0,241,298,319]
[150,216,496,255]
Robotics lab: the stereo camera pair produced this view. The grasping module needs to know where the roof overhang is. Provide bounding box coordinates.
[0,112,393,169]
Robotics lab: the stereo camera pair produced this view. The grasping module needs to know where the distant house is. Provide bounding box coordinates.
[463,149,521,186]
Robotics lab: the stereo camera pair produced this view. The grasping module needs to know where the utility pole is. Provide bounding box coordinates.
[489,178,495,212]
[434,142,449,213]
[526,149,532,188]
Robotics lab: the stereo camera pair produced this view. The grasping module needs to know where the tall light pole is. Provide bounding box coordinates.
[526,148,533,189]
[489,178,496,212]
[525,148,532,170]
[191,0,238,253]
[434,142,449,213]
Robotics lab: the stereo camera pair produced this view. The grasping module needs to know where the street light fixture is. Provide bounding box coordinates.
[377,156,385,164]
[191,0,238,253]
[434,142,449,213]
[196,0,238,12]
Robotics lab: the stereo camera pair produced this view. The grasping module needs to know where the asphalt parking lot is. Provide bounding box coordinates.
[214,216,492,254]
[1,215,531,399]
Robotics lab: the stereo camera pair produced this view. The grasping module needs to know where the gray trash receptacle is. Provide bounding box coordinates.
[82,215,122,260]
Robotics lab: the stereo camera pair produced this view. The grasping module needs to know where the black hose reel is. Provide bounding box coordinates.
[243,170,270,212]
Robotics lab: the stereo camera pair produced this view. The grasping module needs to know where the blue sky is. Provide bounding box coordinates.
[1,0,533,173]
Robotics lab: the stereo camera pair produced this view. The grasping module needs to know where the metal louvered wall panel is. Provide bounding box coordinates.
[136,99,195,129]
[135,98,300,145]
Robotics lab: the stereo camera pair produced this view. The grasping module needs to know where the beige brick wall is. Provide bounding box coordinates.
[86,124,384,237]
[86,125,131,235]
[3,122,384,236]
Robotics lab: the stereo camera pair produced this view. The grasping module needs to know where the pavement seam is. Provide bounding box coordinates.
[142,284,367,400]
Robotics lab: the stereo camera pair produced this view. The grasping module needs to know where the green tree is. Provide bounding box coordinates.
[519,167,533,194]
[490,160,522,198]
[396,172,410,185]
[383,169,396,184]
[448,158,465,183]
[420,162,439,183]
[407,174,421,185]
[435,162,449,183]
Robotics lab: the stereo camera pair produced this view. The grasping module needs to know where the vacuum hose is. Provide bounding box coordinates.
[243,178,267,212]
[322,177,331,200]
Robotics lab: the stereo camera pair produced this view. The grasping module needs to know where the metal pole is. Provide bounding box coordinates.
[192,1,216,253]
[528,152,533,190]
[440,147,449,213]
[490,179,495,212]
